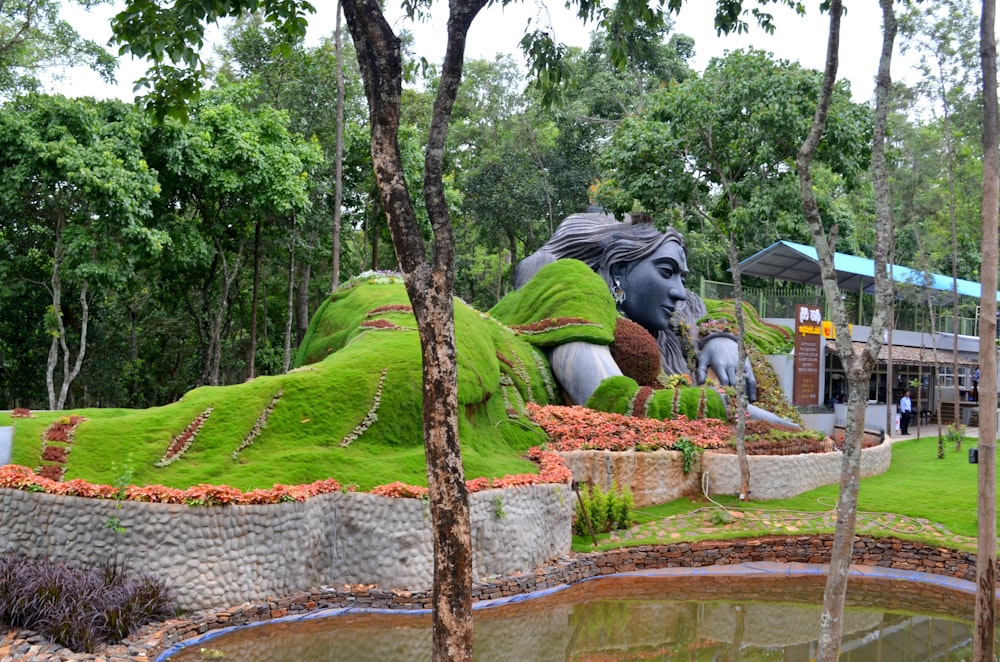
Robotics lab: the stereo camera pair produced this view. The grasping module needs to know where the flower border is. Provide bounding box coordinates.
[155,408,213,468]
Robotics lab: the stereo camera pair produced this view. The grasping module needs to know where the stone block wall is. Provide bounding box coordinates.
[0,483,573,611]
[557,449,700,506]
[702,439,892,500]
[562,441,892,505]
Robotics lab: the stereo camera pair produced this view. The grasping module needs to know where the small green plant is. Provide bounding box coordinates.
[491,495,507,520]
[710,509,735,525]
[671,438,703,474]
[944,423,964,451]
[103,515,126,535]
[104,454,134,535]
[573,482,633,536]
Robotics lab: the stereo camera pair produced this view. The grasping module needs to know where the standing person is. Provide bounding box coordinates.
[899,390,912,435]
[973,366,980,402]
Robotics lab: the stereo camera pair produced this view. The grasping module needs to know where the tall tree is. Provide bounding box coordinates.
[0,94,162,409]
[595,49,868,500]
[218,17,367,358]
[795,0,896,658]
[901,0,982,438]
[146,83,321,386]
[974,0,998,656]
[0,0,117,98]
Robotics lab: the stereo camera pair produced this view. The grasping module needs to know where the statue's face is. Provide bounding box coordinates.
[619,239,688,334]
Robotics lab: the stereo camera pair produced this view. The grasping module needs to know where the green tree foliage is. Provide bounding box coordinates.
[145,82,322,386]
[0,0,117,98]
[452,56,588,307]
[593,48,870,281]
[894,0,984,283]
[0,94,162,409]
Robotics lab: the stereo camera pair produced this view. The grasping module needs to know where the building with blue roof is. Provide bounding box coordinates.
[737,241,994,431]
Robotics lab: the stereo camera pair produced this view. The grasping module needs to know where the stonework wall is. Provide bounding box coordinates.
[557,449,701,506]
[562,442,892,505]
[0,484,573,611]
[702,440,892,500]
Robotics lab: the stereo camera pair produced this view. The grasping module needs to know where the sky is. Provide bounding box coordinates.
[54,0,911,104]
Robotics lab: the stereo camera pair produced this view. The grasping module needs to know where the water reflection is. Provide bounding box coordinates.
[165,574,983,661]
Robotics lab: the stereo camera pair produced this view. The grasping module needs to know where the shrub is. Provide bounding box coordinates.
[610,317,662,387]
[0,554,175,653]
[573,482,633,536]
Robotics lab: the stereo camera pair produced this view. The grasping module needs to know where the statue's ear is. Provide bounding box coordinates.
[609,262,628,287]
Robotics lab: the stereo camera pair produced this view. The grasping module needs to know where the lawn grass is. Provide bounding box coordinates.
[572,435,992,552]
[772,435,982,537]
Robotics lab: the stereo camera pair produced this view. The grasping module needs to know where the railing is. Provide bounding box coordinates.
[699,280,822,318]
[935,314,980,337]
[701,278,981,336]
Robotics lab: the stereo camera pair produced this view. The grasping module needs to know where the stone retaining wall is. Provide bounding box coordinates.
[702,438,892,500]
[558,449,700,506]
[137,535,980,660]
[0,484,573,611]
[562,440,892,505]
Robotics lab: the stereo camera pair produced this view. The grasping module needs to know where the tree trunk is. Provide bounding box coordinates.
[46,258,62,410]
[886,246,894,436]
[296,228,317,345]
[248,219,261,380]
[974,0,998,656]
[797,0,898,658]
[56,285,89,411]
[207,238,244,386]
[284,224,297,373]
[341,0,486,658]
[726,239,750,499]
[330,0,344,294]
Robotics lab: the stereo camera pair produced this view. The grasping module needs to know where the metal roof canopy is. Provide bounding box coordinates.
[738,240,1000,304]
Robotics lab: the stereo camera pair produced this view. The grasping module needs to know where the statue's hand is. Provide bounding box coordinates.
[696,335,757,402]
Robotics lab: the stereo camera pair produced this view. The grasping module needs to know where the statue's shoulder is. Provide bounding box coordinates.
[490,259,617,347]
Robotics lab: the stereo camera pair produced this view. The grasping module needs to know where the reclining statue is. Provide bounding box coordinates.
[500,212,793,426]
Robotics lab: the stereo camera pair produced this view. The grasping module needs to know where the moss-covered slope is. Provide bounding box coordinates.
[12,278,560,491]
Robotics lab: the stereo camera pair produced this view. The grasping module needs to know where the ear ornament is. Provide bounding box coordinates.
[611,280,626,304]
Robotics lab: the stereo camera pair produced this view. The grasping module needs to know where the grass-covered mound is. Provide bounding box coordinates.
[488,259,617,347]
[10,275,562,491]
[698,299,794,355]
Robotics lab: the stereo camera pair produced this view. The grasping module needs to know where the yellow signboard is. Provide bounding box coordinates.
[821,321,852,339]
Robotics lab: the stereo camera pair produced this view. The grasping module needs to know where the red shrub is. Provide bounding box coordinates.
[610,318,662,387]
[38,465,63,481]
[42,446,68,463]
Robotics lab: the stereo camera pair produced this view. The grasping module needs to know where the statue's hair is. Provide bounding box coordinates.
[515,213,686,289]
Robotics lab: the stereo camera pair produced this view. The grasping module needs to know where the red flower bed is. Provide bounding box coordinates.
[43,423,73,442]
[511,317,601,334]
[0,465,347,506]
[11,408,32,418]
[156,409,212,467]
[526,403,730,451]
[367,305,413,316]
[359,319,407,331]
[37,466,64,481]
[42,446,68,463]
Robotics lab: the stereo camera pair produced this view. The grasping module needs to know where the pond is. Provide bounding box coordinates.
[162,568,986,661]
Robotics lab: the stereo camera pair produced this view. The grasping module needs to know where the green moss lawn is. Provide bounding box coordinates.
[8,278,565,491]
